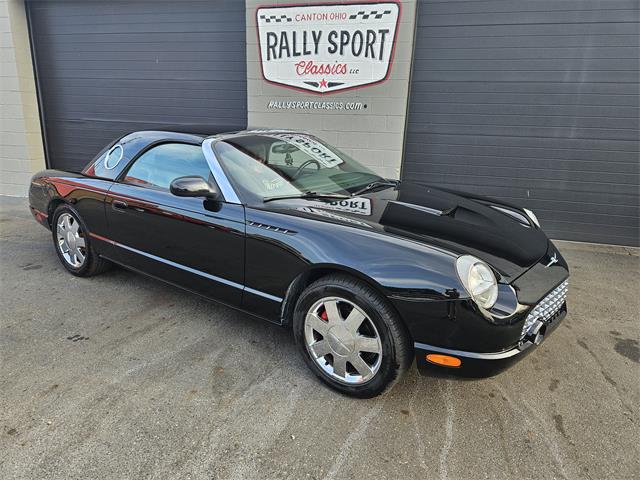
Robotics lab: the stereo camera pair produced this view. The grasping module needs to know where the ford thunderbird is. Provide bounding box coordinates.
[29,130,569,397]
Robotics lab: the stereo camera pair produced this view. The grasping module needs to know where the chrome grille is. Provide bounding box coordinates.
[521,280,569,338]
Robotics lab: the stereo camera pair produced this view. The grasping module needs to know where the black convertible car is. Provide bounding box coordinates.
[29,129,569,397]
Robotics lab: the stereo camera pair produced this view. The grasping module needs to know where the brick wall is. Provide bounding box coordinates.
[0,0,44,197]
[246,0,417,180]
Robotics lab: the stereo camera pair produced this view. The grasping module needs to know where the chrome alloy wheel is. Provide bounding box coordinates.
[304,297,383,385]
[56,213,87,268]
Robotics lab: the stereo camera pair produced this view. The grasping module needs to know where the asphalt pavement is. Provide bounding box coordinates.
[1,195,638,479]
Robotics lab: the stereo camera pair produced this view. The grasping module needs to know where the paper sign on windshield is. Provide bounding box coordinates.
[269,133,344,168]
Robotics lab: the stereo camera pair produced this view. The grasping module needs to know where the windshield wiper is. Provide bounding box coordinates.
[352,179,400,197]
[263,191,351,203]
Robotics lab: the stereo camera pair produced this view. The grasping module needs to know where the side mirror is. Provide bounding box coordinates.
[170,176,221,200]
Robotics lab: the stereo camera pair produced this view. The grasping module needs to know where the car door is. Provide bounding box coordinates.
[105,142,245,307]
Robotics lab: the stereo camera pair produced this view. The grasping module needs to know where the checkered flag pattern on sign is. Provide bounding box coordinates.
[260,14,292,23]
[349,10,393,20]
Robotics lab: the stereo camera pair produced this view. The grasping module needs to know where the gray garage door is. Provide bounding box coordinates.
[404,0,639,246]
[27,0,247,172]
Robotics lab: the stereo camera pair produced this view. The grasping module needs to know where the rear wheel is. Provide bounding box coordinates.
[293,274,412,397]
[51,204,110,277]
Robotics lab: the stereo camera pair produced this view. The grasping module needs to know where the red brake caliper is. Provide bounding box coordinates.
[320,309,328,321]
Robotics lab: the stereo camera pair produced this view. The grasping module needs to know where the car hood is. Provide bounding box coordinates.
[261,181,550,281]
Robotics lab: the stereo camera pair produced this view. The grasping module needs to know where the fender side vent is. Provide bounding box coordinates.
[248,221,296,235]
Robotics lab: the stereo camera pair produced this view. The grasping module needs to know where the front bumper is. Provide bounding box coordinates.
[415,303,567,377]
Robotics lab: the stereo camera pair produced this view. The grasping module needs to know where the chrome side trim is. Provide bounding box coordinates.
[116,242,245,290]
[414,341,527,360]
[244,286,283,303]
[202,138,241,204]
[96,235,282,302]
[390,201,443,216]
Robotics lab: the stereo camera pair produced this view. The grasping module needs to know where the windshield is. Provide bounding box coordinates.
[213,133,384,201]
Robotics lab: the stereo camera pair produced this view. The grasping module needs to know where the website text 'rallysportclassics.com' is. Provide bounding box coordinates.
[267,100,366,111]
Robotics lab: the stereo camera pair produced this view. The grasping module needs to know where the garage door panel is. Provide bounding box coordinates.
[406,123,636,142]
[409,103,639,119]
[42,78,246,93]
[31,20,245,35]
[406,133,639,155]
[405,171,639,197]
[410,93,638,108]
[418,34,637,49]
[43,96,245,113]
[415,46,640,61]
[49,50,245,63]
[422,0,638,14]
[412,58,638,72]
[33,40,246,55]
[536,212,638,230]
[404,151,640,175]
[35,31,235,45]
[417,9,638,27]
[409,80,640,97]
[406,114,638,131]
[409,70,638,83]
[28,0,247,172]
[34,14,242,28]
[404,161,638,184]
[44,87,247,103]
[36,59,247,73]
[37,68,244,82]
[31,0,242,17]
[546,229,637,246]
[537,220,637,240]
[405,1,638,246]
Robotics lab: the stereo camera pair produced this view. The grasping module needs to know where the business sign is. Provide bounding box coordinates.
[256,2,400,94]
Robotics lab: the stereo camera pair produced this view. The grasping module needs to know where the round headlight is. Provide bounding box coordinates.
[456,255,498,309]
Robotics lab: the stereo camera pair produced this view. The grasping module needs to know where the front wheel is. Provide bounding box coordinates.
[293,274,412,398]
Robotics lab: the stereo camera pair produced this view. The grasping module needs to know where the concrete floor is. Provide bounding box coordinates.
[0,195,638,480]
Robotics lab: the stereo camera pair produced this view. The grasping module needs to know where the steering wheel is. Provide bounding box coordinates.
[292,159,321,179]
[272,143,299,154]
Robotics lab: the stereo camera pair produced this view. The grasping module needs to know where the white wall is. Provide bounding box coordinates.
[0,0,44,197]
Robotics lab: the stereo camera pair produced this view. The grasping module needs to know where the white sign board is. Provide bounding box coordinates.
[256,2,400,94]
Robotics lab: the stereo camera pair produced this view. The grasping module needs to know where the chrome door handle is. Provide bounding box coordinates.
[112,200,128,211]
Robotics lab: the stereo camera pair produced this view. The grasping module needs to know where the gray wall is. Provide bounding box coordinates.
[404,0,639,246]
[28,0,247,172]
[246,0,417,181]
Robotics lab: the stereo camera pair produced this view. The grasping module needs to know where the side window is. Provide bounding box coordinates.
[123,143,211,190]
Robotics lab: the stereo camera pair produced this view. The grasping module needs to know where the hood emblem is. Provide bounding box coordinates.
[545,253,558,268]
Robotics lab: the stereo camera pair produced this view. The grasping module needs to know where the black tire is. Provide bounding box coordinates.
[293,274,412,398]
[51,204,110,277]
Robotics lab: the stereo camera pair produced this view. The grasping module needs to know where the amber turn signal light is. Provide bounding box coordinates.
[426,354,462,368]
